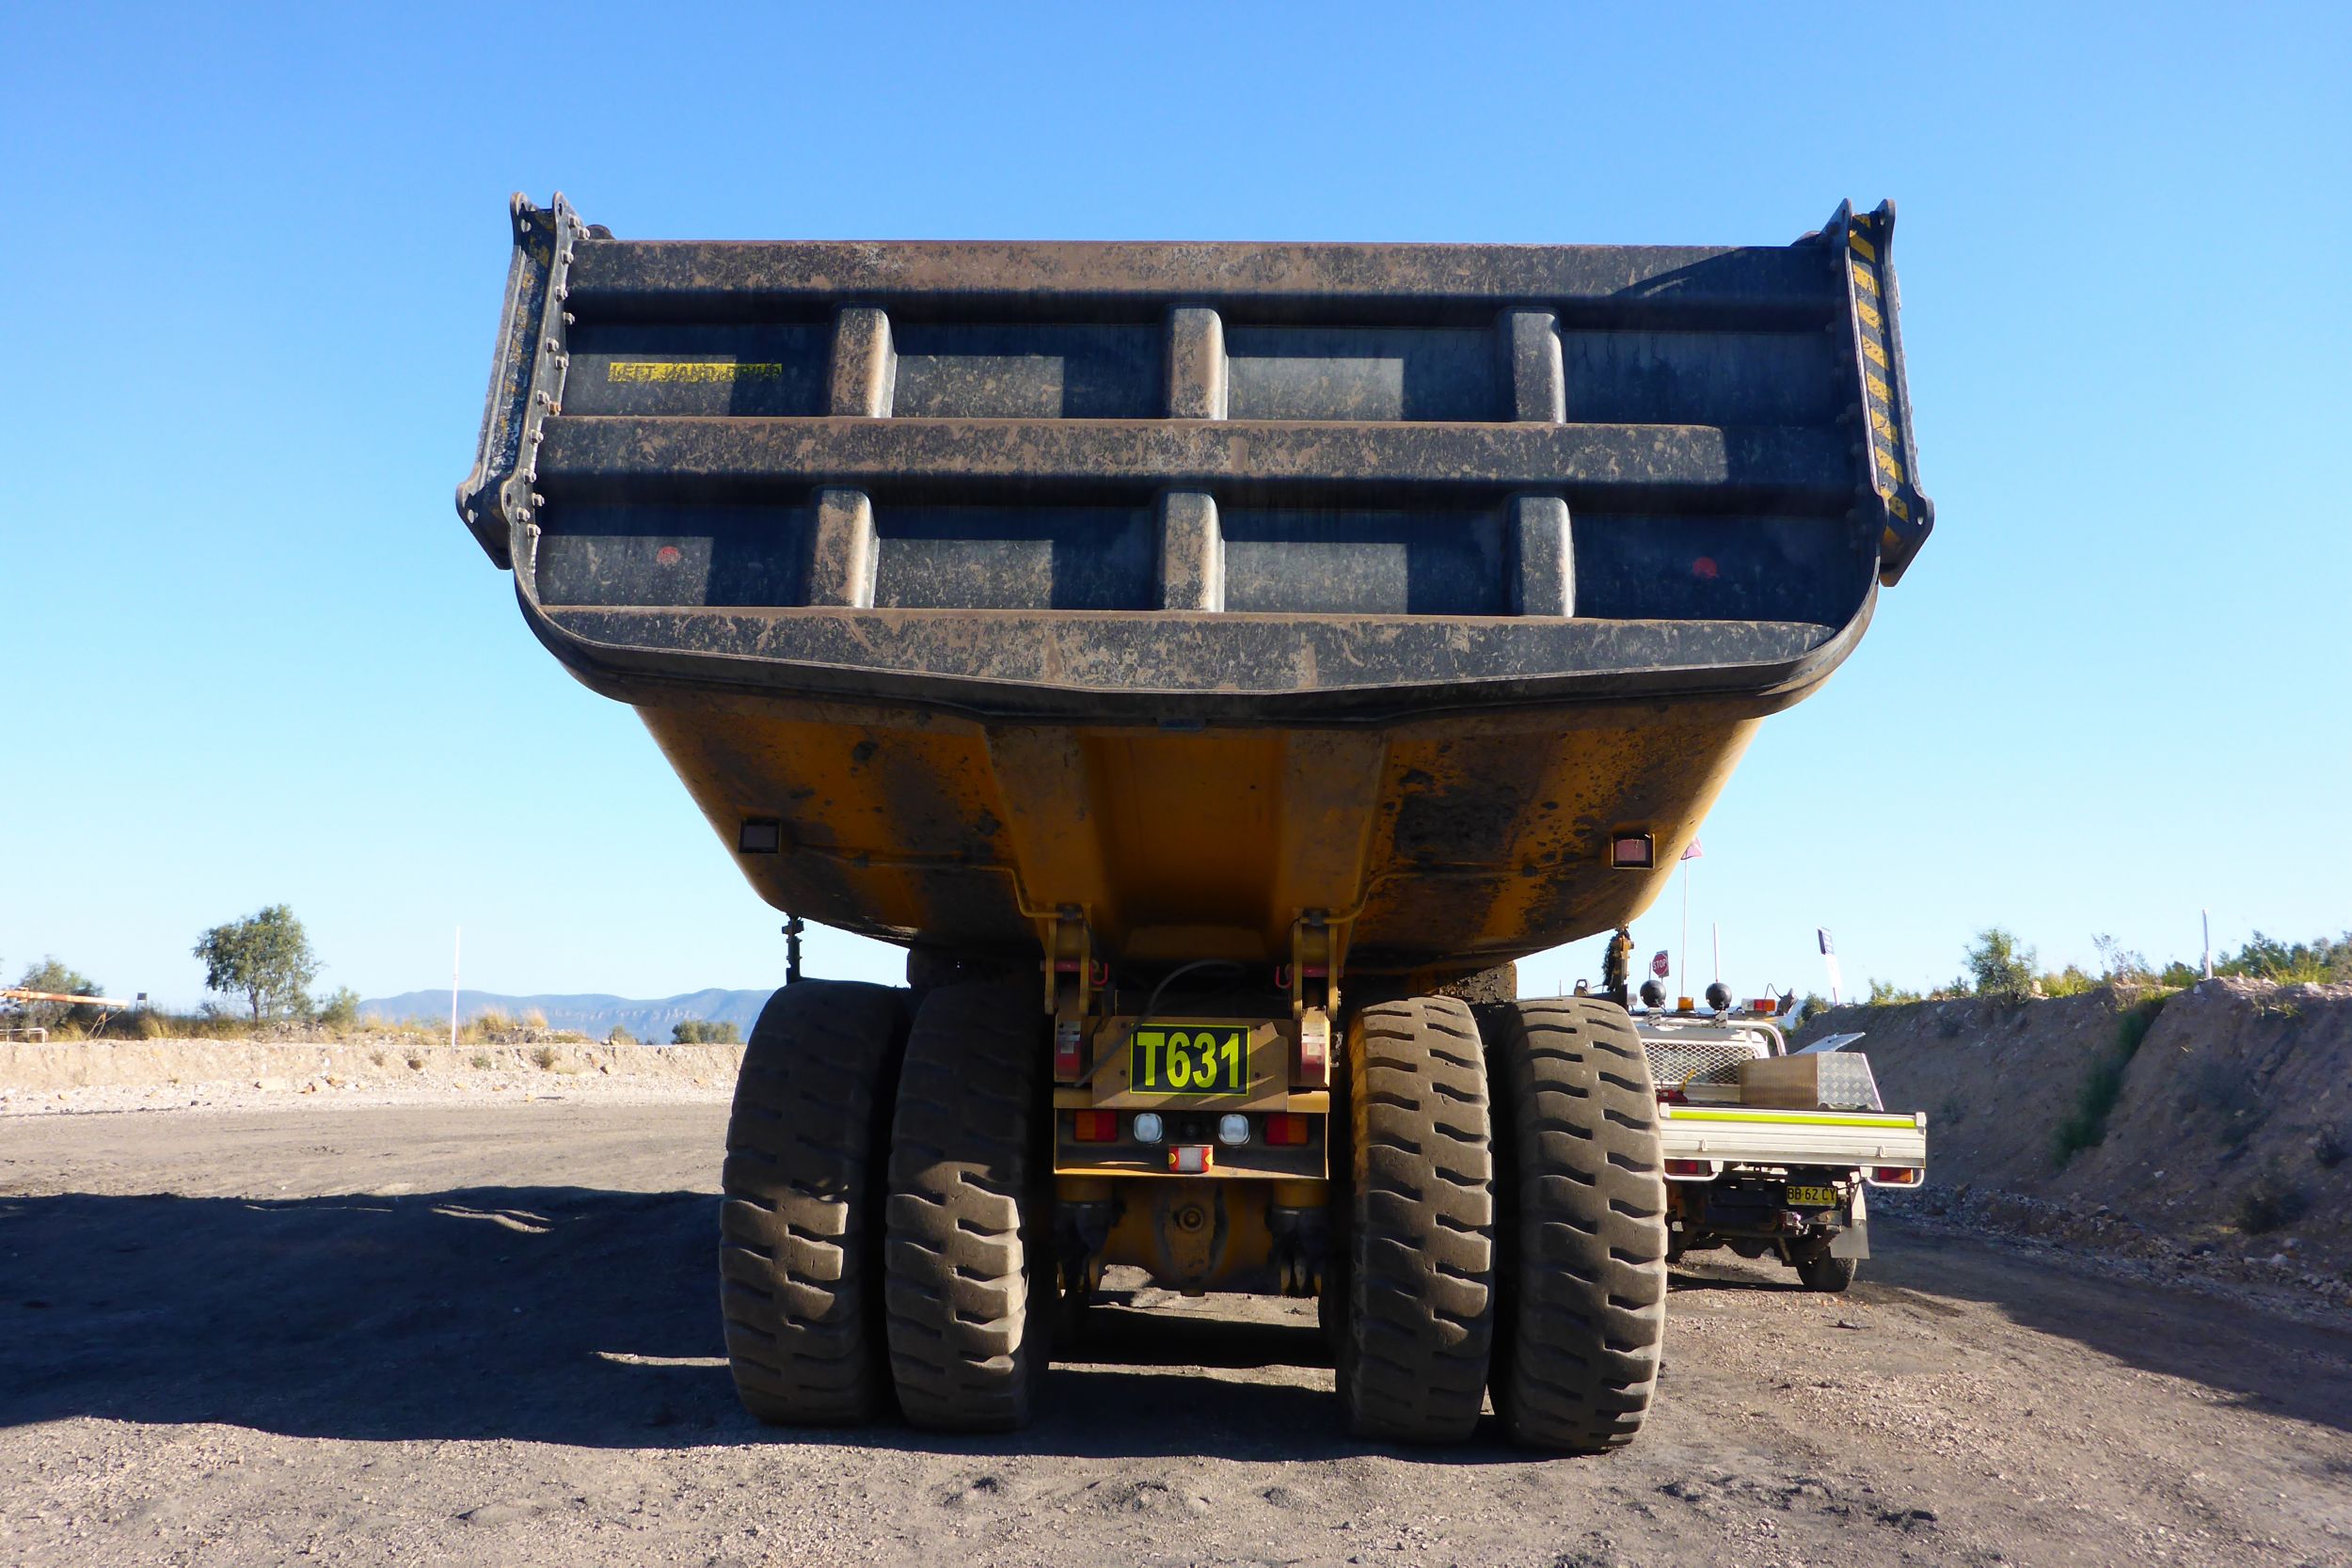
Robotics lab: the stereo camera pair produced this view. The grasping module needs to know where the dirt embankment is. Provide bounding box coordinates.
[1801,978,2352,1294]
[0,1037,745,1115]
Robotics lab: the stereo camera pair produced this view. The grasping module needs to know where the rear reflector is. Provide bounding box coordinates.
[1609,832,1656,870]
[1265,1114,1311,1147]
[1168,1145,1213,1175]
[1072,1110,1117,1143]
[1751,997,1779,1015]
[1663,1158,1712,1179]
[1870,1166,1920,1185]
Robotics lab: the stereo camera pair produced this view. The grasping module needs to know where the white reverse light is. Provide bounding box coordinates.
[1132,1112,1165,1144]
[1216,1113,1249,1147]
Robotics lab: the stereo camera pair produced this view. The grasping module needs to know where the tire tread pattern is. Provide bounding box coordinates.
[883,980,1047,1432]
[1340,996,1496,1443]
[719,980,908,1424]
[1478,997,1668,1452]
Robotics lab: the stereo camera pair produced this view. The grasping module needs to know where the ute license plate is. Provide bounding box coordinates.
[1128,1025,1249,1097]
[1787,1184,1840,1209]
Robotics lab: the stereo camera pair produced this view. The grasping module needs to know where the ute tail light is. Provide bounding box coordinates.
[1871,1166,1920,1185]
[1265,1114,1311,1147]
[1071,1110,1117,1143]
[1751,997,1779,1015]
[1663,1159,1714,1180]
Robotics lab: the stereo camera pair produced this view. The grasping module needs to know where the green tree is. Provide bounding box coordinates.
[194,905,319,1020]
[9,957,103,1030]
[1963,927,2038,1002]
[2217,930,2347,984]
[2091,933,2152,985]
[1866,977,1922,1006]
[312,987,362,1028]
[672,1019,741,1044]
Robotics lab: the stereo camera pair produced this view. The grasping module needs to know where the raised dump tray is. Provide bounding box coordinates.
[458,197,1930,982]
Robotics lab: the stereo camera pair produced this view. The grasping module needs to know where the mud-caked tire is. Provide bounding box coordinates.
[1477,997,1668,1452]
[1796,1252,1859,1293]
[719,980,911,1425]
[1336,996,1496,1444]
[883,980,1054,1431]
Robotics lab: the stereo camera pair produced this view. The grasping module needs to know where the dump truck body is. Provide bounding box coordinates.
[458,195,1932,1447]
[460,195,1930,982]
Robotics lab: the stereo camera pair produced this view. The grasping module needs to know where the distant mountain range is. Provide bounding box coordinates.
[358,988,771,1039]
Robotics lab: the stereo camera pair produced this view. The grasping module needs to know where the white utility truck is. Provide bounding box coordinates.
[1634,999,1926,1291]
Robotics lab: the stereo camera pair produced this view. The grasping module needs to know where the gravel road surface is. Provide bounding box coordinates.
[4,1102,2347,1567]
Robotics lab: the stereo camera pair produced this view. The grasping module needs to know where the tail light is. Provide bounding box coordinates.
[1663,1158,1714,1180]
[1264,1114,1311,1147]
[1870,1166,1920,1185]
[1071,1110,1117,1143]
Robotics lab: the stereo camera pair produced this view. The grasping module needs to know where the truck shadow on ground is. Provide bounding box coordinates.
[0,1188,1514,1462]
[7,1189,2345,1452]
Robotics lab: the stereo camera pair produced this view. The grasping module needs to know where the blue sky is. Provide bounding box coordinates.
[3,2,2345,1008]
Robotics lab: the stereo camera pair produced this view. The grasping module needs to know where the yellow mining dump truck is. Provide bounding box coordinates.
[457,195,1931,1449]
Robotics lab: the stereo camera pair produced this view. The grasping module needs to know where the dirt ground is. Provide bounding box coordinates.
[4,1102,2348,1568]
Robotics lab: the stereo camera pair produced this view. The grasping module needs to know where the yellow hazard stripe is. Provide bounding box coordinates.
[1851,263,1879,294]
[606,361,786,384]
[1857,297,1883,329]
[1666,1109,1920,1130]
[1849,229,1878,261]
[1862,336,1888,369]
[1866,369,1893,404]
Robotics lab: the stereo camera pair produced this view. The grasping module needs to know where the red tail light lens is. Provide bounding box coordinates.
[1072,1110,1117,1143]
[1265,1114,1311,1147]
[1663,1159,1712,1179]
[1870,1166,1919,1185]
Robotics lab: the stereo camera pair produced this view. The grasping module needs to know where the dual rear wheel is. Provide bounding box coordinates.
[720,977,1048,1433]
[721,981,1667,1449]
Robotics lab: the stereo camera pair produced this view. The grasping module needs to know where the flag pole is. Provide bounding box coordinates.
[1679,859,1690,999]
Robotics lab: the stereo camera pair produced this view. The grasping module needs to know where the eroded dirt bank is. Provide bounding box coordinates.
[4,1102,2347,1567]
[1800,978,2352,1300]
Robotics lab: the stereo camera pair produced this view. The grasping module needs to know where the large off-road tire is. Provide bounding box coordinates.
[883,980,1053,1431]
[719,980,911,1424]
[1795,1252,1858,1293]
[1477,997,1668,1452]
[1336,996,1496,1444]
